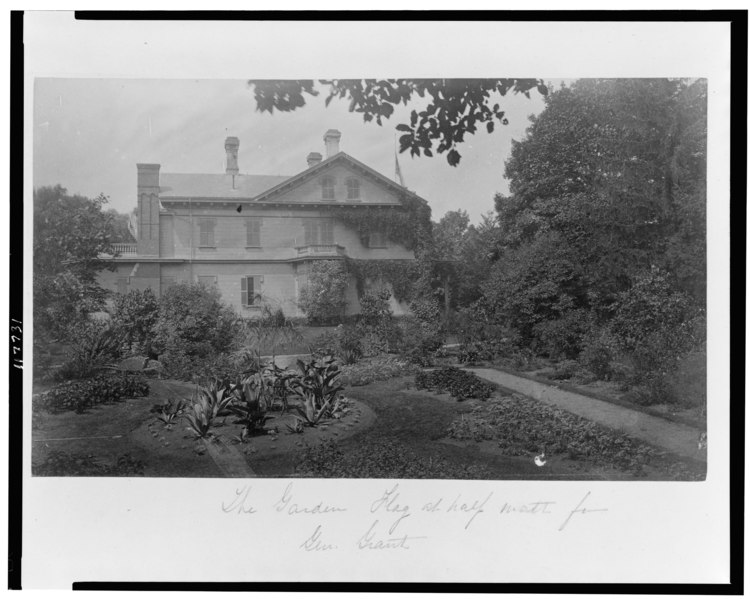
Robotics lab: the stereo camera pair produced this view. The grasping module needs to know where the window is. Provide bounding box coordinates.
[116,277,129,294]
[346,178,360,200]
[321,176,335,200]
[245,217,262,247]
[320,219,334,245]
[198,275,217,287]
[241,275,263,307]
[303,219,316,246]
[303,219,334,245]
[368,228,387,248]
[198,219,215,247]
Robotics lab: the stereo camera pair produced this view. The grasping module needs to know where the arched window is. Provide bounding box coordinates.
[321,176,335,200]
[346,178,360,200]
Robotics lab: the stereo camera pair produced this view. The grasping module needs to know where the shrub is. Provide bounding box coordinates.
[610,269,704,383]
[55,320,126,380]
[338,325,364,364]
[297,260,349,324]
[152,283,239,360]
[110,288,159,355]
[579,328,618,380]
[415,366,493,401]
[531,308,591,360]
[397,316,444,366]
[339,356,419,387]
[355,288,401,354]
[548,359,579,381]
[36,373,149,414]
[627,374,679,406]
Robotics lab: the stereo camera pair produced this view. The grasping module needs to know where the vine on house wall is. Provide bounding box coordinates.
[331,194,432,251]
[345,259,421,303]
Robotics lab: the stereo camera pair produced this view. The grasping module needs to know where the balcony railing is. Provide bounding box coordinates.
[111,243,137,255]
[295,244,346,258]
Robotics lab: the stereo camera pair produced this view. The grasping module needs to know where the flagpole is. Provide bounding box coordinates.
[394,132,397,183]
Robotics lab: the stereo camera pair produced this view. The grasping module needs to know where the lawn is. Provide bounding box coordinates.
[32,368,705,481]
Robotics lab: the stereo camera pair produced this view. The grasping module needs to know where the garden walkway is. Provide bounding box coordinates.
[468,368,707,463]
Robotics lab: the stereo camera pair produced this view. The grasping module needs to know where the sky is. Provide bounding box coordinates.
[33,78,551,224]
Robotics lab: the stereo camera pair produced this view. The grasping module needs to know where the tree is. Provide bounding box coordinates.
[250,79,547,166]
[33,185,118,340]
[487,79,706,358]
[431,210,501,311]
[106,208,136,243]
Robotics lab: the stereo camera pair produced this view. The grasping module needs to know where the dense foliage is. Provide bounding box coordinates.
[297,260,349,324]
[334,194,432,252]
[152,282,239,367]
[447,393,656,474]
[33,185,119,341]
[35,373,150,414]
[296,438,492,479]
[415,367,493,401]
[346,259,419,303]
[478,78,707,403]
[251,78,547,165]
[110,288,159,355]
[55,320,126,380]
[339,356,420,387]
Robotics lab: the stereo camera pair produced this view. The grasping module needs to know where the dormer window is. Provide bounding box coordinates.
[321,176,335,200]
[346,178,360,200]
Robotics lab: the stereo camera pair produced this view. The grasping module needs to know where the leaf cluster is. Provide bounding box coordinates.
[414,366,493,401]
[251,79,547,166]
[35,373,149,414]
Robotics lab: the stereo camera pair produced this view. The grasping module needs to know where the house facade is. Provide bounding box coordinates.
[99,130,426,318]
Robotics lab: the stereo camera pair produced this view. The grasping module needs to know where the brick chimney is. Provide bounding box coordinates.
[307,152,322,168]
[136,163,160,256]
[324,129,341,158]
[225,136,239,175]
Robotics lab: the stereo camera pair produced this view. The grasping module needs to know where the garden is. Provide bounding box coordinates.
[32,79,708,481]
[32,279,705,481]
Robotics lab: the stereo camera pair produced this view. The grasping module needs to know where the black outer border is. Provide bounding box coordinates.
[8,10,24,592]
[8,8,744,594]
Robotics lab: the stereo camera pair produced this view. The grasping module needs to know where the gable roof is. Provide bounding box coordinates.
[250,152,423,205]
[156,152,427,207]
[159,173,291,199]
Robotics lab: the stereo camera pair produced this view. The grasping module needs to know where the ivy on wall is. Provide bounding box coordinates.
[345,259,420,303]
[330,194,432,251]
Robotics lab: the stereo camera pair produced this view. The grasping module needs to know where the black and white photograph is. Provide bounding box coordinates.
[14,11,736,588]
[31,75,709,482]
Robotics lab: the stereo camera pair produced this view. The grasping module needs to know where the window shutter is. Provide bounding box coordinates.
[241,276,248,306]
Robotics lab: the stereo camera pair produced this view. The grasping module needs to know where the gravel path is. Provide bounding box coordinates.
[468,368,707,463]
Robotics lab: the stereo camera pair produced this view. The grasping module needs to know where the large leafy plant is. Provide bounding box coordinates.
[227,374,274,435]
[184,380,234,438]
[288,356,345,426]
